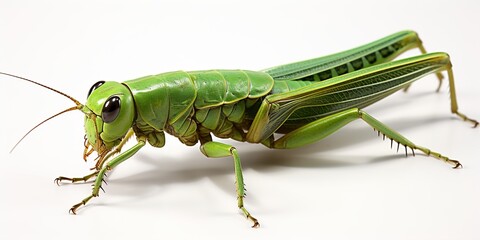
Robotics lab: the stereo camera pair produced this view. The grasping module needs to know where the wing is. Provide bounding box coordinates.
[246,53,450,143]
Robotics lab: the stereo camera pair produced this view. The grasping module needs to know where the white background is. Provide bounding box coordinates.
[0,0,479,239]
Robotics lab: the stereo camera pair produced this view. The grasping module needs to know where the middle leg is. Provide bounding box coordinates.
[200,141,260,228]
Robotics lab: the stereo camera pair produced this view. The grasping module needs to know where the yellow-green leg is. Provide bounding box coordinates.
[200,141,260,228]
[69,137,146,214]
[54,171,99,185]
[94,128,135,170]
[418,42,445,91]
[55,129,136,185]
[271,108,462,168]
[404,41,444,92]
[445,68,479,127]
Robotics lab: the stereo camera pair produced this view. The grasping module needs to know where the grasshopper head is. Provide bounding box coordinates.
[82,81,135,157]
[3,72,135,159]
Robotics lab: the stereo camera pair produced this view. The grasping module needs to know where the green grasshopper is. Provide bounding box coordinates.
[4,30,478,228]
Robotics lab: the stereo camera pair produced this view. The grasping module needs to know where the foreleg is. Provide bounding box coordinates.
[69,137,146,214]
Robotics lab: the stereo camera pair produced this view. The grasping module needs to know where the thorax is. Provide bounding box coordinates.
[124,70,274,146]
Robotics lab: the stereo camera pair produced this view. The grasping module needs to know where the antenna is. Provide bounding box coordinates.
[1,72,84,152]
[9,106,81,153]
[0,72,81,105]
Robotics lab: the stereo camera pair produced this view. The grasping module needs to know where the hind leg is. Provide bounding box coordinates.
[268,108,462,168]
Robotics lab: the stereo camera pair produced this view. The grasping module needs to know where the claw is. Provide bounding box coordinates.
[69,209,76,215]
[69,195,94,215]
[450,160,463,169]
[54,177,72,186]
[70,202,84,214]
[249,216,260,228]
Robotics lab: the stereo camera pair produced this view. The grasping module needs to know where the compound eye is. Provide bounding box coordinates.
[102,96,121,123]
[87,81,105,97]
